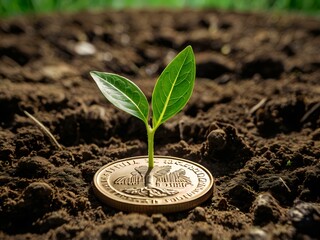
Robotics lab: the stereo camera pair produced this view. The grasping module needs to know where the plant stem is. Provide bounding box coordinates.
[147,125,155,168]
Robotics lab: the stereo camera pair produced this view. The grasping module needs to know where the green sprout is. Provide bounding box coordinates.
[90,46,195,168]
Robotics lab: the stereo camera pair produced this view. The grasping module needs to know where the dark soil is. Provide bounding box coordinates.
[0,9,320,240]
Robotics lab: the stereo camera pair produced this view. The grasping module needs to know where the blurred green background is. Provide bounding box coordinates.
[1,0,320,17]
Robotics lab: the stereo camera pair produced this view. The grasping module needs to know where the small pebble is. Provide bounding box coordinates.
[247,228,269,240]
[23,181,54,202]
[251,193,282,226]
[16,156,54,178]
[190,206,207,221]
[207,128,227,151]
[74,41,96,56]
[288,201,320,237]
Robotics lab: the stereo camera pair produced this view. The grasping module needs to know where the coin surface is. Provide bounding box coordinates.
[93,156,214,213]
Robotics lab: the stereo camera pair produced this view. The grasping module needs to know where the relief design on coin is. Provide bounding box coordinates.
[114,165,192,197]
[93,156,214,213]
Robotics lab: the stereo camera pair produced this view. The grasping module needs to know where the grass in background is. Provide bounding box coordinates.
[1,0,320,17]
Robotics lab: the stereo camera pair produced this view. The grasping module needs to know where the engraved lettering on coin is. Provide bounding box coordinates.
[114,165,192,197]
[93,156,214,213]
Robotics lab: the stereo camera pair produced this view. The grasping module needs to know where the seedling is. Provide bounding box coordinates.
[90,46,195,168]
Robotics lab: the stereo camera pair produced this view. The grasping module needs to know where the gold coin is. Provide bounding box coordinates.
[93,156,214,213]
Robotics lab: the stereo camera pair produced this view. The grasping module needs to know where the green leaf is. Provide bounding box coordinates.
[90,71,149,124]
[152,46,195,129]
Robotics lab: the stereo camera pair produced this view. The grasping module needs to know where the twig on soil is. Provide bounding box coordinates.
[249,98,268,115]
[24,110,62,151]
[300,102,320,123]
[279,177,291,192]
